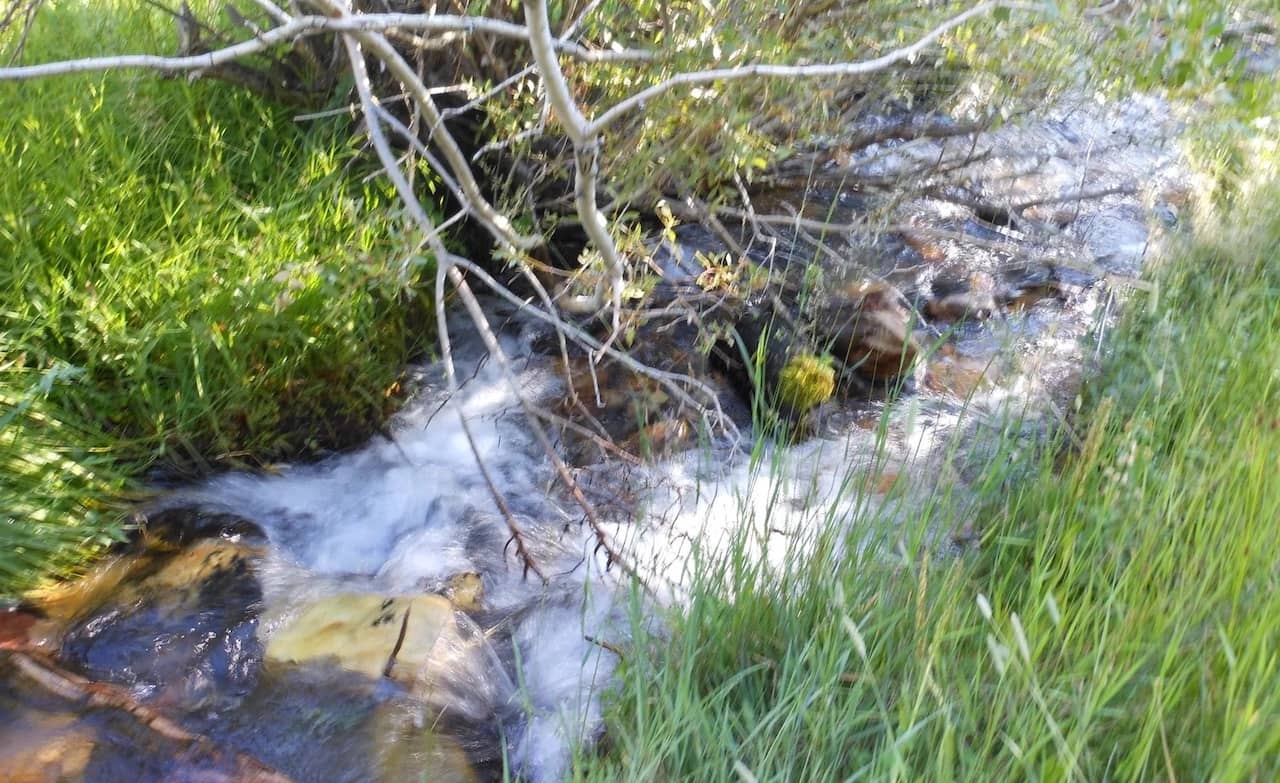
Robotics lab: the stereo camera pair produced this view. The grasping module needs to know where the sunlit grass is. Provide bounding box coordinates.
[0,2,434,594]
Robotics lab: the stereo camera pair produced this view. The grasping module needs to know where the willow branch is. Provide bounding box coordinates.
[524,0,625,344]
[587,1,1035,134]
[0,10,651,81]
[341,27,652,591]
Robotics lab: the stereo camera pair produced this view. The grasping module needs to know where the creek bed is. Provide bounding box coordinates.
[1,93,1195,783]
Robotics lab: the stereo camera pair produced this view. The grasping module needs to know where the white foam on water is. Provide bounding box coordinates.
[170,316,1052,782]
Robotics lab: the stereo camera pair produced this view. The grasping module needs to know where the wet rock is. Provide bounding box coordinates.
[264,591,508,732]
[0,710,94,783]
[924,272,998,321]
[813,280,922,380]
[58,538,265,709]
[25,553,160,633]
[621,419,694,460]
[924,352,991,398]
[725,305,834,418]
[557,353,708,463]
[267,594,459,682]
[443,572,484,614]
[0,606,40,651]
[180,662,493,783]
[0,659,288,783]
[1070,205,1151,275]
[372,702,479,783]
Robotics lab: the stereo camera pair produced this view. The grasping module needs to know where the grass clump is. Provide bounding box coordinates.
[0,3,433,594]
[576,184,1280,781]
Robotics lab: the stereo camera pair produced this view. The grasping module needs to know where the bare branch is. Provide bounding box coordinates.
[10,650,297,783]
[0,10,651,81]
[310,3,543,253]
[524,0,626,345]
[334,18,659,592]
[587,2,1036,134]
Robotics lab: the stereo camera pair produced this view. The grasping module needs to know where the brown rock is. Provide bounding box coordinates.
[0,606,39,651]
[0,715,95,783]
[924,355,991,398]
[924,272,998,321]
[818,281,922,379]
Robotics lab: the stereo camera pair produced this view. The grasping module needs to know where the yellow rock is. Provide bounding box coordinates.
[131,538,261,593]
[266,593,459,682]
[25,552,154,626]
[445,572,484,613]
[0,714,95,783]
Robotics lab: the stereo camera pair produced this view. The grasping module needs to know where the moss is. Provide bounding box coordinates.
[776,353,835,413]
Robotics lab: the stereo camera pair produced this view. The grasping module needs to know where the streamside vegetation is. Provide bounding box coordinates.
[575,125,1280,783]
[2,0,1278,778]
[1,4,432,593]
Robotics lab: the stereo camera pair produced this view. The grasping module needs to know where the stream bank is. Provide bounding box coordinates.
[2,92,1199,782]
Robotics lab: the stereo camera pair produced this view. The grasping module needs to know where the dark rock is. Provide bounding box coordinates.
[59,539,265,711]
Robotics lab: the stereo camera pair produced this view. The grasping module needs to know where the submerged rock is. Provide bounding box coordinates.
[0,708,94,783]
[923,272,999,321]
[266,593,460,683]
[58,537,264,709]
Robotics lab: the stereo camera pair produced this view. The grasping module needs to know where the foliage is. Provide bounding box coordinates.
[475,0,993,212]
[0,1,433,594]
[575,144,1280,781]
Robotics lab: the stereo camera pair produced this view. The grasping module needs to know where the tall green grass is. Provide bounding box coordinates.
[577,182,1280,780]
[0,3,433,594]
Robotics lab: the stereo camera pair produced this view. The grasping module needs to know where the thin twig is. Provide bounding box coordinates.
[587,2,1041,134]
[583,634,625,657]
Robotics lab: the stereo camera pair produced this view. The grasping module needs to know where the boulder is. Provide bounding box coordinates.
[814,280,922,380]
[266,593,461,684]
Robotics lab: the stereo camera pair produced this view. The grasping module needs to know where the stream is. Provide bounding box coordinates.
[1,93,1194,782]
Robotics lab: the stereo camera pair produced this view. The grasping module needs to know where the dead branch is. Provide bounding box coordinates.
[1,0,43,65]
[0,10,652,81]
[583,634,625,657]
[7,650,297,783]
[523,0,627,347]
[461,410,549,582]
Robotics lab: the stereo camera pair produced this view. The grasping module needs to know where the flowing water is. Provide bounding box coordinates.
[2,94,1196,782]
